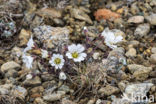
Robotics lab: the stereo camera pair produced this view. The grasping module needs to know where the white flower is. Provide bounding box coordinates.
[26,74,33,80]
[22,54,33,69]
[41,49,48,58]
[101,28,123,49]
[49,54,65,69]
[66,44,87,62]
[24,36,34,53]
[59,72,67,80]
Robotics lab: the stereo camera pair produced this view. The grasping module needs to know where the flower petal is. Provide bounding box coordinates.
[114,35,123,43]
[77,44,85,53]
[66,52,72,59]
[68,44,77,52]
[73,58,81,62]
[79,53,87,58]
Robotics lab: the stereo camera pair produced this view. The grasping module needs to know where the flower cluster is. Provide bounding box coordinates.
[22,26,123,81]
[49,44,87,69]
[22,36,87,80]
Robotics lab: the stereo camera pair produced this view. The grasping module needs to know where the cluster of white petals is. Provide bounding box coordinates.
[49,54,65,69]
[24,36,34,53]
[22,54,33,69]
[66,44,87,62]
[22,35,87,81]
[22,36,34,69]
[59,72,67,80]
[101,28,123,49]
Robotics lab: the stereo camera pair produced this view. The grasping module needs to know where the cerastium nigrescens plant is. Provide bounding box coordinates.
[22,26,124,83]
[20,26,126,101]
[22,33,88,81]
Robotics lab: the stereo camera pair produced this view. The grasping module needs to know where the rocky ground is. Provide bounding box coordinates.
[0,0,156,104]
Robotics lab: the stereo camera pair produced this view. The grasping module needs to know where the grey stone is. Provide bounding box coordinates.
[145,13,156,25]
[98,85,119,96]
[125,47,136,57]
[125,83,153,97]
[70,7,92,24]
[1,61,20,72]
[43,93,64,101]
[150,54,156,64]
[134,23,150,37]
[151,47,156,54]
[5,69,18,78]
[128,64,152,81]
[23,76,41,86]
[128,16,144,23]
[11,86,27,99]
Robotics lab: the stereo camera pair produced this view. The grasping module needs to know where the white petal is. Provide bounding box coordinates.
[114,35,123,43]
[54,54,59,58]
[51,63,55,66]
[59,55,63,59]
[59,62,64,66]
[68,44,76,52]
[22,55,33,69]
[106,32,115,41]
[73,57,82,62]
[77,44,85,53]
[52,54,57,58]
[59,64,63,69]
[27,36,34,49]
[61,59,65,63]
[79,53,87,58]
[66,52,72,59]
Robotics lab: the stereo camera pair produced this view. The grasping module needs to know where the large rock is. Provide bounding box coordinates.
[30,86,44,97]
[127,64,152,74]
[134,23,150,37]
[0,87,9,95]
[150,54,156,64]
[104,47,126,74]
[5,69,18,78]
[151,47,156,54]
[11,86,27,99]
[150,0,156,6]
[128,64,152,81]
[128,16,144,23]
[23,76,41,87]
[145,13,156,25]
[33,25,69,48]
[0,84,13,95]
[70,7,92,24]
[98,85,119,96]
[36,8,62,19]
[125,47,136,57]
[115,83,154,104]
[43,93,64,102]
[1,61,20,72]
[125,83,153,97]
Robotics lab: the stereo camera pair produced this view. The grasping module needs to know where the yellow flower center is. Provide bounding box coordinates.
[54,58,61,64]
[72,52,79,58]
